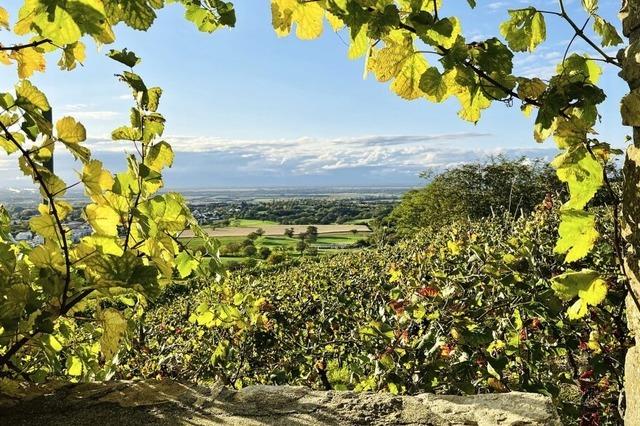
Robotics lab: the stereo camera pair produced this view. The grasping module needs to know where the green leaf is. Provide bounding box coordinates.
[593,17,622,46]
[103,0,157,31]
[15,80,50,112]
[184,4,217,33]
[271,0,324,40]
[557,54,602,84]
[85,203,120,236]
[418,17,461,50]
[551,145,603,210]
[112,126,142,141]
[391,53,427,100]
[146,141,174,172]
[551,269,607,319]
[43,334,63,352]
[66,355,83,376]
[348,25,369,60]
[81,160,114,197]
[147,87,162,112]
[554,210,599,262]
[581,0,598,14]
[107,48,141,67]
[29,212,59,240]
[176,251,198,278]
[58,42,86,71]
[500,8,546,52]
[419,67,449,102]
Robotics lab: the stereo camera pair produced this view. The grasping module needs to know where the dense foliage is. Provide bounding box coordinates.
[118,204,626,424]
[388,157,563,233]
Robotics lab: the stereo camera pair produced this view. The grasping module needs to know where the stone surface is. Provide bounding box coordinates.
[0,380,561,425]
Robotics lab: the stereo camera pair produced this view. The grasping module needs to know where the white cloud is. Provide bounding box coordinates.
[59,104,120,120]
[0,134,559,189]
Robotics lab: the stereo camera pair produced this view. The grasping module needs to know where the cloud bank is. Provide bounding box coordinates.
[1,133,558,189]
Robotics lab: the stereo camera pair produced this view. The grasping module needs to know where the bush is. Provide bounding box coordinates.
[259,246,272,260]
[266,252,286,265]
[243,244,257,257]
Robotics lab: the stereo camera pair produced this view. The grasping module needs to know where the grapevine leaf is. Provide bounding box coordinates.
[58,42,86,71]
[66,356,83,376]
[99,308,128,362]
[593,16,622,46]
[500,8,546,52]
[271,0,324,40]
[146,141,174,172]
[15,80,50,111]
[581,0,598,14]
[551,145,603,210]
[419,67,449,102]
[103,0,157,31]
[10,48,46,79]
[391,53,427,100]
[81,160,114,197]
[176,251,199,278]
[0,7,9,30]
[85,204,120,236]
[147,87,162,112]
[56,116,86,143]
[107,48,141,68]
[29,212,59,240]
[551,269,607,319]
[348,25,369,60]
[554,210,599,262]
[557,54,602,84]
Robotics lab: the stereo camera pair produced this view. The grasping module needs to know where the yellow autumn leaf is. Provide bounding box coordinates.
[81,160,114,197]
[391,53,427,100]
[10,47,46,79]
[85,203,120,236]
[0,6,9,30]
[99,308,128,362]
[56,116,86,143]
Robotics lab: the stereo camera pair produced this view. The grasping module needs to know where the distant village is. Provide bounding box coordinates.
[12,221,93,247]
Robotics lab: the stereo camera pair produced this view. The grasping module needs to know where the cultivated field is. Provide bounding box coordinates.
[181,224,370,238]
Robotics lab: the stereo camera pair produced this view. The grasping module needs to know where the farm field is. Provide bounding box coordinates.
[180,218,371,264]
[180,223,370,238]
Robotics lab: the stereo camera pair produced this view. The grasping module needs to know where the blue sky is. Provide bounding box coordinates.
[0,0,628,188]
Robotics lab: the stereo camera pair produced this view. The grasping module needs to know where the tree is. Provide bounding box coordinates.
[255,228,265,237]
[284,227,295,238]
[0,1,235,377]
[269,0,637,419]
[306,226,318,242]
[389,157,564,234]
[296,240,308,254]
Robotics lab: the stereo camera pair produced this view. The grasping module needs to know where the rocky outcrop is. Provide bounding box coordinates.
[0,379,561,425]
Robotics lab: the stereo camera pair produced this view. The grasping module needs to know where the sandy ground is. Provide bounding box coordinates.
[181,224,370,238]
